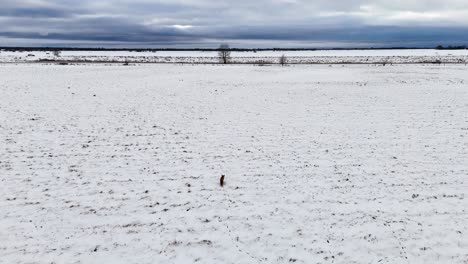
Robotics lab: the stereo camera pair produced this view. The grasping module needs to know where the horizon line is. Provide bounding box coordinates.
[2,45,467,51]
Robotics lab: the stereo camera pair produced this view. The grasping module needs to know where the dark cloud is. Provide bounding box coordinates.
[0,7,71,18]
[1,0,468,47]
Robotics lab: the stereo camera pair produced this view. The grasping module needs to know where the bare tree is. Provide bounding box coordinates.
[53,50,61,57]
[279,54,287,66]
[218,44,231,64]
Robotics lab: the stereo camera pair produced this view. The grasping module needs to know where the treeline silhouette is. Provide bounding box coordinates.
[435,45,467,50]
[1,46,466,52]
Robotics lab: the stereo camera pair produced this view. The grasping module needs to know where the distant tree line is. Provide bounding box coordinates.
[2,46,467,53]
[435,45,467,50]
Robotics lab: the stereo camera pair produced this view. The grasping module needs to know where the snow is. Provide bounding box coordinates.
[1,63,467,264]
[50,49,468,57]
[1,49,468,64]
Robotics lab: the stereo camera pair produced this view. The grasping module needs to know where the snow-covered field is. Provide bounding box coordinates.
[1,49,468,64]
[1,63,467,264]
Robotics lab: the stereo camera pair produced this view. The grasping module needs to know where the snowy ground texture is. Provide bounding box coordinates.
[1,49,468,64]
[1,63,468,264]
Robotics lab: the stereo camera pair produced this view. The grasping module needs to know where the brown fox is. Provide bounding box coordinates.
[220,175,225,187]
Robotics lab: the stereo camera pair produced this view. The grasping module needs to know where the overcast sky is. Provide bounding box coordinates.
[1,0,468,48]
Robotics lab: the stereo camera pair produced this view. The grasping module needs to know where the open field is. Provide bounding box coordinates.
[1,49,468,64]
[1,63,467,263]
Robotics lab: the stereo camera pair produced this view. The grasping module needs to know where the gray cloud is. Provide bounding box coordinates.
[1,0,468,47]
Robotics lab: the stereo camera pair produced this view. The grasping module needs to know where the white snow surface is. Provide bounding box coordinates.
[3,49,468,58]
[1,49,468,64]
[1,63,468,264]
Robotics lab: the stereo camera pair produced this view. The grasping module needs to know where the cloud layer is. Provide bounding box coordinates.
[1,0,468,47]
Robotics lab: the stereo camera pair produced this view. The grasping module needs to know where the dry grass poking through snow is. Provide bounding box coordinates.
[0,63,467,264]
